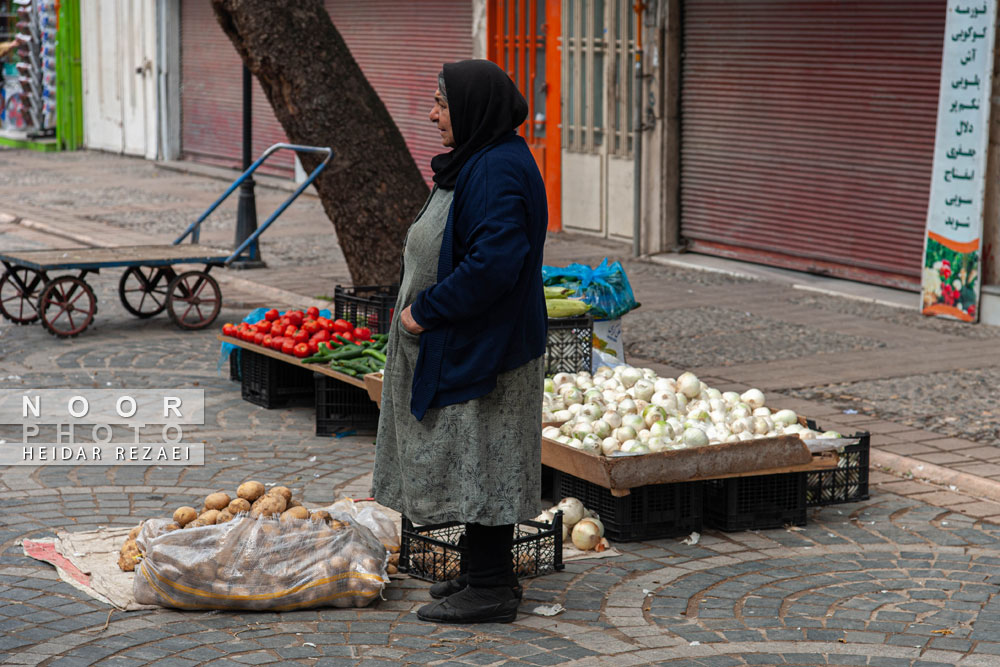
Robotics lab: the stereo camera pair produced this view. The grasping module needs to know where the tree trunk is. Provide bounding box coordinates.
[211,0,430,285]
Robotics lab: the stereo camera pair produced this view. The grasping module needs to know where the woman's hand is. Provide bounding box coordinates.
[400,305,426,335]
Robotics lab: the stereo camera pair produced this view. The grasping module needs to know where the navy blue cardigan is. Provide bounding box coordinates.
[408,133,548,420]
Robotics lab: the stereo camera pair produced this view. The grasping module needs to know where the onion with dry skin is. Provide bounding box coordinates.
[571,519,602,550]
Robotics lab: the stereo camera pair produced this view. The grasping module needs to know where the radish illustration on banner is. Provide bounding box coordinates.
[921,1,997,322]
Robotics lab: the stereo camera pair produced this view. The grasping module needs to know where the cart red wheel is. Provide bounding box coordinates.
[166,270,221,330]
[37,276,98,338]
[118,266,174,318]
[0,267,46,324]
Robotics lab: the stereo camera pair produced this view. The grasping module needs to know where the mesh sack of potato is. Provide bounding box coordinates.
[323,499,400,553]
[133,514,388,610]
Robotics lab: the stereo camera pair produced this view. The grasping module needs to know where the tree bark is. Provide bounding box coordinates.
[211,0,430,285]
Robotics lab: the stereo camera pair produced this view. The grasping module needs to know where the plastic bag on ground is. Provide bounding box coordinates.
[134,515,388,610]
[541,258,638,320]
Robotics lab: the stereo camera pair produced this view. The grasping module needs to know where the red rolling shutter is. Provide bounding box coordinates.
[179,1,472,183]
[325,0,474,184]
[179,0,293,175]
[679,0,946,289]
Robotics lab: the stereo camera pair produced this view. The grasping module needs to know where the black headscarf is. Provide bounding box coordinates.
[430,60,529,189]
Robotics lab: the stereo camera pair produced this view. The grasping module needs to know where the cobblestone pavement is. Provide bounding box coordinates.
[4,148,1000,665]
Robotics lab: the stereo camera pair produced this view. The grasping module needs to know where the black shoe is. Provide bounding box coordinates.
[417,585,519,624]
[429,575,523,600]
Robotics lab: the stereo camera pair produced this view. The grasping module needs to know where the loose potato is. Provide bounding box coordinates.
[198,509,220,525]
[287,499,303,508]
[173,506,198,527]
[117,540,140,572]
[279,506,310,522]
[237,481,265,502]
[310,510,331,523]
[387,563,398,575]
[227,498,251,514]
[187,519,208,528]
[164,523,181,532]
[269,486,292,502]
[204,492,231,511]
[128,522,144,540]
[216,509,234,524]
[250,494,286,518]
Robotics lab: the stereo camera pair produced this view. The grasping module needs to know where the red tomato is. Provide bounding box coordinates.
[284,325,298,337]
[267,321,281,334]
[264,308,280,322]
[353,327,372,341]
[262,334,274,348]
[316,317,330,331]
[287,310,304,327]
[253,332,266,345]
[307,340,319,355]
[238,329,251,342]
[306,306,320,319]
[340,331,355,343]
[281,340,296,355]
[271,336,285,350]
[292,329,309,344]
[221,323,237,337]
[293,342,310,358]
[303,320,319,335]
[332,319,352,334]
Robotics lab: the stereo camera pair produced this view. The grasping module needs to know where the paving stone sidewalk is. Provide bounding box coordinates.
[3,147,1000,666]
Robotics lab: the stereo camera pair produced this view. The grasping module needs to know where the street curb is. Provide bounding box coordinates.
[8,214,331,311]
[871,448,1000,504]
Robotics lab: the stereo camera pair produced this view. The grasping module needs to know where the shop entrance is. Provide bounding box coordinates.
[561,0,636,240]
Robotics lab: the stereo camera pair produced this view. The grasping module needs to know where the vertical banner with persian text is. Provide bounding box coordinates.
[922,1,997,322]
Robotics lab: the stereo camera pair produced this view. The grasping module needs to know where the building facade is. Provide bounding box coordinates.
[71,0,1000,321]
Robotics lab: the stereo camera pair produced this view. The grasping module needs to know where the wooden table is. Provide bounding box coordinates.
[218,334,367,389]
[542,436,838,496]
[223,345,837,494]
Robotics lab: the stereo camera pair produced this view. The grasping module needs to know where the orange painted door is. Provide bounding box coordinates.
[488,0,562,231]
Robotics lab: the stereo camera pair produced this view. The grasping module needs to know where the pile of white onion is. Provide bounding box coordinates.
[541,366,841,456]
[534,497,609,552]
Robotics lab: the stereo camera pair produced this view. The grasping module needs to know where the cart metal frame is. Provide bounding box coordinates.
[0,143,332,337]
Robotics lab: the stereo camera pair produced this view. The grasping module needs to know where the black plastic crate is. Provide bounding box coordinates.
[704,472,806,532]
[552,469,702,542]
[399,514,564,583]
[228,349,241,382]
[545,315,593,375]
[333,284,398,335]
[240,349,314,408]
[805,432,871,507]
[315,374,380,436]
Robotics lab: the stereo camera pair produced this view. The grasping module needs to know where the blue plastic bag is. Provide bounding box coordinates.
[541,258,637,320]
[217,307,333,376]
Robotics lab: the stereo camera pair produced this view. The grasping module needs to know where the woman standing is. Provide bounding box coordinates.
[372,59,548,624]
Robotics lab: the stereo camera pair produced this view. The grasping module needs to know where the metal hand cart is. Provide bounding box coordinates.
[0,144,332,338]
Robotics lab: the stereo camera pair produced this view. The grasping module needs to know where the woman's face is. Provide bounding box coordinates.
[430,89,455,148]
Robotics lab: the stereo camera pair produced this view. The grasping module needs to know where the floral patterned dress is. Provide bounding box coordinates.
[371,187,543,526]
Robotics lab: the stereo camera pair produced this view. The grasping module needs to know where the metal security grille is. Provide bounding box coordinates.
[607,0,634,157]
[491,0,548,144]
[679,0,946,288]
[488,0,563,230]
[563,0,634,157]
